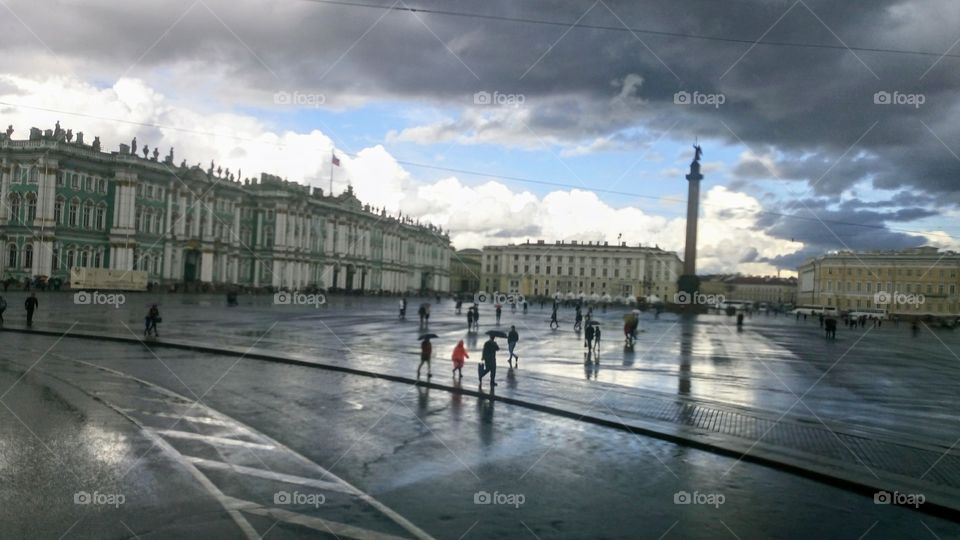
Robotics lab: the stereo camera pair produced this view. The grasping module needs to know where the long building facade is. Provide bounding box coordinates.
[796,247,960,316]
[0,124,452,292]
[480,239,683,300]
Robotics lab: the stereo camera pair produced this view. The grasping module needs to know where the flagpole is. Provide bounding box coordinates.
[330,149,334,195]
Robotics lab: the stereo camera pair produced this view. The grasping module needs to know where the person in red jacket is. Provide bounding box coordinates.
[451,340,468,378]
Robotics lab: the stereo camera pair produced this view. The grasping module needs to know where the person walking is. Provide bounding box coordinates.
[418,337,433,378]
[399,298,406,320]
[24,293,38,327]
[522,301,528,314]
[144,304,161,336]
[593,326,602,353]
[455,298,462,314]
[550,305,559,329]
[466,308,474,331]
[479,334,499,388]
[451,340,468,378]
[585,323,595,350]
[825,317,837,339]
[472,305,480,331]
[574,309,583,331]
[507,325,519,367]
[495,304,502,325]
[418,304,427,326]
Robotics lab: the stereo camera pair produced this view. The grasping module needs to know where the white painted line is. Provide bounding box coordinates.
[223,496,412,540]
[185,456,359,495]
[132,409,247,428]
[154,429,275,450]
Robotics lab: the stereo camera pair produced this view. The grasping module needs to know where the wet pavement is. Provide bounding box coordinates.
[2,333,958,539]
[1,291,960,537]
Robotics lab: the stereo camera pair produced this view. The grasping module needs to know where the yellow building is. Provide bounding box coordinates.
[480,239,682,300]
[699,275,797,306]
[796,247,960,316]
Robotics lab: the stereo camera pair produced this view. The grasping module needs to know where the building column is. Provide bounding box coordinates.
[200,250,214,282]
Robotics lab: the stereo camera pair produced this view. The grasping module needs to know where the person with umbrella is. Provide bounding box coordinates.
[451,339,468,378]
[418,333,437,378]
[507,325,519,367]
[479,330,505,388]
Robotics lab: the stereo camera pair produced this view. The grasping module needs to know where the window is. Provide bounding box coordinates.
[23,244,34,269]
[26,194,36,221]
[55,197,65,224]
[56,171,65,187]
[98,178,107,193]
[52,244,60,270]
[83,201,93,228]
[8,194,20,222]
[69,200,79,227]
[7,244,17,267]
[79,249,89,268]
[66,248,75,270]
[93,250,102,268]
[71,173,80,190]
[96,205,106,230]
[84,176,93,191]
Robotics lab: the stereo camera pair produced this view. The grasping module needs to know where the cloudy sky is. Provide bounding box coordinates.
[2,0,959,275]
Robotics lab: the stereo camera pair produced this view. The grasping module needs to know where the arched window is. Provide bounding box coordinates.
[95,204,106,230]
[66,248,75,270]
[52,243,61,270]
[69,199,80,227]
[25,193,37,222]
[7,243,17,267]
[83,200,94,228]
[23,244,33,269]
[93,249,103,268]
[79,248,90,268]
[8,194,20,223]
[55,196,65,224]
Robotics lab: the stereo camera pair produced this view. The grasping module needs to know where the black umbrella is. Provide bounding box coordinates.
[587,320,601,326]
[486,330,508,338]
[419,333,438,340]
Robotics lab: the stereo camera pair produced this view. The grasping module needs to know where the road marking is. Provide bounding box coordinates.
[185,456,359,494]
[153,429,276,450]
[222,495,412,540]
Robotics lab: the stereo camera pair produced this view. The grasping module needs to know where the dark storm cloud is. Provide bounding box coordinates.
[2,0,957,258]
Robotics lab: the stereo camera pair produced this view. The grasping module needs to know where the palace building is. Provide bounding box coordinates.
[0,124,453,292]
[480,239,683,300]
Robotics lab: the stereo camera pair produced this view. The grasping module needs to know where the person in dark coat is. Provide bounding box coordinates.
[467,308,474,330]
[479,335,499,388]
[24,293,38,327]
[418,338,432,378]
[585,323,595,349]
[550,305,559,329]
[507,325,519,367]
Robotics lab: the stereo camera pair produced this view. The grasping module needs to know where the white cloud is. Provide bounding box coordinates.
[0,73,803,273]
